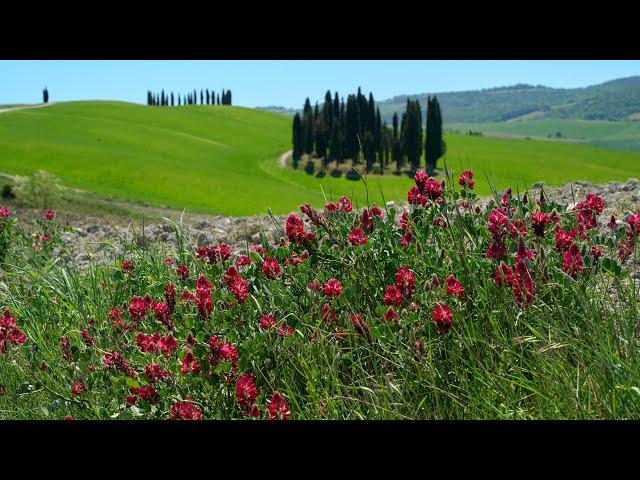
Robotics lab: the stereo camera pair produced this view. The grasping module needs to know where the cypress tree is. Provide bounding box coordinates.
[292,113,303,167]
[315,112,328,166]
[425,96,445,172]
[324,90,333,133]
[42,87,49,104]
[345,95,359,165]
[227,90,232,106]
[302,111,314,156]
[178,96,181,106]
[303,98,312,115]
[206,90,210,105]
[375,107,382,161]
[171,92,174,106]
[333,92,340,119]
[146,90,151,105]
[329,115,342,167]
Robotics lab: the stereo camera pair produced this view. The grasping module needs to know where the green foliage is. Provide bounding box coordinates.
[2,183,15,200]
[13,170,61,209]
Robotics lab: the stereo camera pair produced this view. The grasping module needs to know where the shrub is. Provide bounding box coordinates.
[1,184,15,200]
[13,170,61,209]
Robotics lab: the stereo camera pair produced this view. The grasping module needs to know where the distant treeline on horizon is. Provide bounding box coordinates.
[147,89,232,107]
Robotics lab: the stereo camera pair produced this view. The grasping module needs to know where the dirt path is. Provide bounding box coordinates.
[0,103,54,114]
[277,150,292,168]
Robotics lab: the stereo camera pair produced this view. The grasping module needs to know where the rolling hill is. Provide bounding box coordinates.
[377,76,640,123]
[0,101,639,216]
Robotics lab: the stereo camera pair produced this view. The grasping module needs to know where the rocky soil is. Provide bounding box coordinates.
[8,178,640,270]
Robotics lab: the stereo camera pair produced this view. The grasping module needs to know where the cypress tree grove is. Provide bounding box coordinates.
[314,112,328,167]
[329,115,343,168]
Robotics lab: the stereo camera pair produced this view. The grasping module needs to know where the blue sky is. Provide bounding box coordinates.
[2,60,640,108]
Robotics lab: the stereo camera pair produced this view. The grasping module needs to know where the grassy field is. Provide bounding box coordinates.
[449,119,640,152]
[0,101,639,216]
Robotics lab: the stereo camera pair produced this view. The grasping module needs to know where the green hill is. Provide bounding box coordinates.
[378,76,640,123]
[0,101,639,216]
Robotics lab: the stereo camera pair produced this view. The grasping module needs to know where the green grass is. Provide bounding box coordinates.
[449,119,640,152]
[1,101,639,216]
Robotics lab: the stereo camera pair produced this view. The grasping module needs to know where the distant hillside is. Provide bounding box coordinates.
[377,76,640,123]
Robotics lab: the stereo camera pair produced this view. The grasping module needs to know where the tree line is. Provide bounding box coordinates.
[147,89,232,107]
[291,89,444,174]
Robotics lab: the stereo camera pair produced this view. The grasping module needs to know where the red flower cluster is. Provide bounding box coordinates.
[324,278,343,299]
[236,254,251,266]
[180,275,213,319]
[395,265,415,297]
[135,332,178,356]
[575,194,605,238]
[130,385,159,404]
[45,210,55,220]
[208,336,238,368]
[259,314,277,330]
[285,213,306,243]
[164,283,176,313]
[224,266,249,304]
[145,363,170,383]
[176,263,189,281]
[268,391,290,420]
[170,399,202,420]
[129,295,149,322]
[555,226,576,252]
[361,205,383,232]
[384,285,403,306]
[71,380,87,395]
[445,275,464,299]
[0,206,10,218]
[562,244,584,277]
[101,350,138,378]
[325,195,353,213]
[495,260,535,306]
[181,351,201,375]
[236,374,260,417]
[618,213,640,262]
[531,211,551,237]
[348,227,367,246]
[458,170,474,190]
[433,303,453,334]
[0,309,26,353]
[409,171,443,206]
[262,257,282,279]
[196,243,232,264]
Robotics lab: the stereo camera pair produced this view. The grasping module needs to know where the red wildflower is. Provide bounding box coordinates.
[531,211,551,237]
[236,374,259,410]
[60,336,73,362]
[176,263,189,281]
[509,219,527,239]
[401,229,414,247]
[486,239,506,260]
[515,240,534,263]
[268,391,291,420]
[278,321,295,338]
[513,259,535,305]
[285,213,306,243]
[433,303,453,334]
[0,206,9,218]
[395,265,415,296]
[145,364,170,383]
[207,244,232,263]
[488,208,509,236]
[384,285,403,306]
[628,213,640,236]
[348,226,367,246]
[121,260,133,273]
[458,170,475,189]
[251,244,266,256]
[338,195,352,212]
[81,328,96,346]
[324,278,343,299]
[400,211,412,230]
[71,380,86,395]
[236,254,251,266]
[39,361,47,372]
[408,186,427,206]
[170,399,202,420]
[130,385,159,404]
[0,309,26,353]
[152,301,174,330]
[260,314,277,330]
[321,304,337,323]
[608,215,619,230]
[445,275,465,299]
[126,395,137,407]
[308,279,323,292]
[164,257,174,266]
[383,307,399,325]
[262,257,282,279]
[555,226,577,252]
[590,245,603,261]
[563,244,584,278]
[45,210,55,220]
[101,350,138,377]
[128,296,148,322]
[501,188,512,209]
[181,351,201,375]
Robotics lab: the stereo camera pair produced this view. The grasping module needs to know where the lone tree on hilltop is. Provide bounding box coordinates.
[43,87,49,104]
